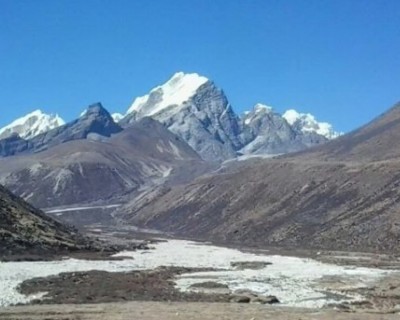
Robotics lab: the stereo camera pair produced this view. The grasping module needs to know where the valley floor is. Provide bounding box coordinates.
[1,226,400,319]
[1,301,399,320]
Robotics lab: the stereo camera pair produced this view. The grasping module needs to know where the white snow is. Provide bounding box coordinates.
[0,258,138,307]
[112,113,124,123]
[283,109,341,139]
[116,240,390,308]
[168,141,184,159]
[161,166,173,178]
[242,103,274,126]
[0,240,391,308]
[0,110,65,140]
[51,168,73,193]
[236,154,280,161]
[44,204,121,214]
[254,103,273,113]
[126,72,208,117]
[29,163,44,175]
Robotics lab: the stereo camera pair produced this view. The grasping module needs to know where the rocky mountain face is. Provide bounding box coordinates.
[0,72,340,230]
[0,114,207,208]
[0,103,122,157]
[0,73,339,162]
[238,104,328,155]
[114,102,400,254]
[120,73,242,161]
[0,184,92,256]
[0,110,65,140]
[119,72,339,162]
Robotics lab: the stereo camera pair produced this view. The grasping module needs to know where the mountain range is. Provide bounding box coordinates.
[0,72,339,162]
[0,110,65,141]
[4,71,398,255]
[0,104,207,208]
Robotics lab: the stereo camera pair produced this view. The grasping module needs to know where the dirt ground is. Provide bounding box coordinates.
[1,301,400,320]
[18,267,232,305]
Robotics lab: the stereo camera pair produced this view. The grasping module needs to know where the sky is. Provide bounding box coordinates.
[1,0,399,133]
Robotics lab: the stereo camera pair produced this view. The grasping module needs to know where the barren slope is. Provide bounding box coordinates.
[116,102,400,253]
[0,118,206,208]
[0,185,91,256]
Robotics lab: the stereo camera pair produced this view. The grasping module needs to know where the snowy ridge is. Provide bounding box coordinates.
[127,72,209,117]
[0,110,65,140]
[0,72,340,160]
[254,103,273,113]
[283,109,341,139]
[243,103,274,125]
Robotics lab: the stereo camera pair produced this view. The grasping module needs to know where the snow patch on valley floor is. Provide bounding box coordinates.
[0,240,392,308]
[0,258,137,307]
[117,241,391,308]
[44,204,121,214]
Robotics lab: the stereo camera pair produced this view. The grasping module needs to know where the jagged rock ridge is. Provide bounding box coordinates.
[120,72,339,161]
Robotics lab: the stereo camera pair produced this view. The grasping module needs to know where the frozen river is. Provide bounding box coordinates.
[0,240,391,308]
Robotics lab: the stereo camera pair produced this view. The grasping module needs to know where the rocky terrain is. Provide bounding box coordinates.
[0,184,95,257]
[18,267,237,305]
[115,102,400,254]
[0,112,208,208]
[120,72,338,161]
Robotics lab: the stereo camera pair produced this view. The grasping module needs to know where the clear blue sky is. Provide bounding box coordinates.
[1,0,399,132]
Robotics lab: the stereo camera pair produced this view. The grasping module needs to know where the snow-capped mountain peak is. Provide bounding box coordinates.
[111,113,123,123]
[254,103,274,113]
[282,109,340,139]
[243,103,274,125]
[0,110,65,140]
[126,72,209,117]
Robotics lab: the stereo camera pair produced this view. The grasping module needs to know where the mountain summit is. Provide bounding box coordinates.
[121,72,242,161]
[0,110,65,140]
[127,72,209,117]
[121,72,338,161]
[283,109,341,140]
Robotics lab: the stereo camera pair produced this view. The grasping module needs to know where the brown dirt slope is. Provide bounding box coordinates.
[0,184,93,257]
[0,117,207,208]
[117,102,400,253]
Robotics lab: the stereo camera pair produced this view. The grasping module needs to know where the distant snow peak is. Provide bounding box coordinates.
[112,113,123,123]
[242,103,274,125]
[127,72,209,117]
[283,109,340,139]
[282,109,303,125]
[0,109,65,140]
[254,103,274,113]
